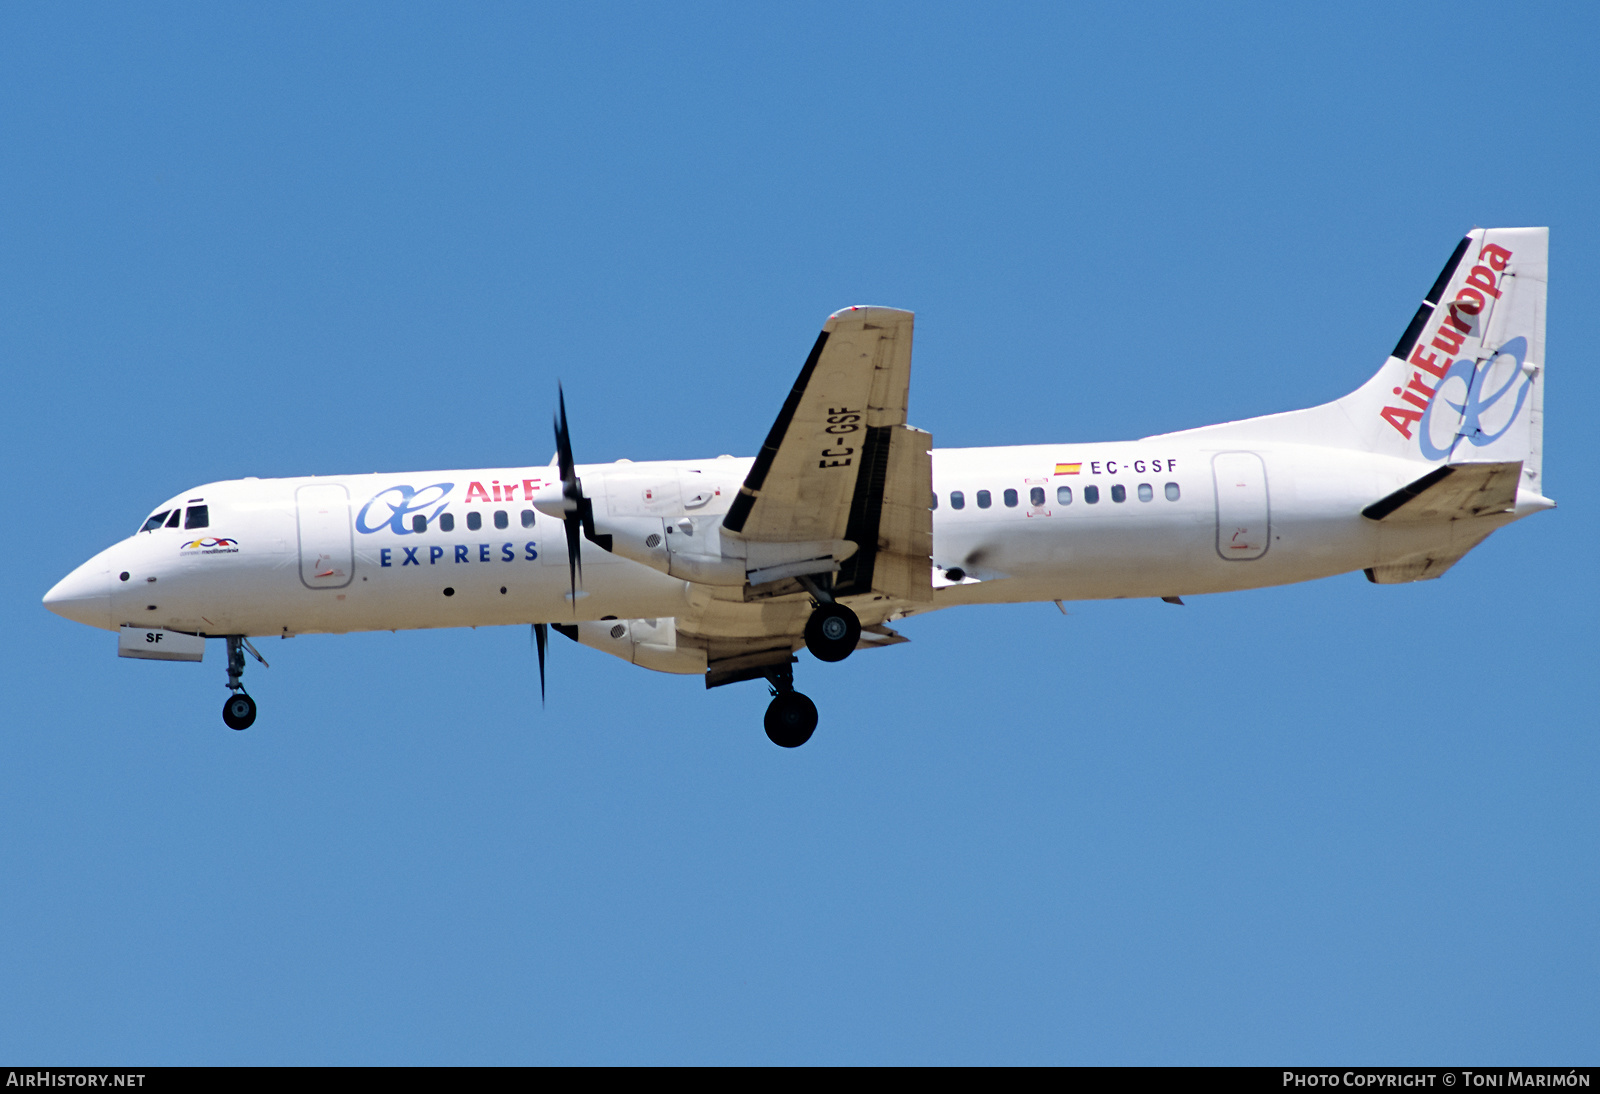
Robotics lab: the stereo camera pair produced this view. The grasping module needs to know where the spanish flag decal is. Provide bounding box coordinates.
[1053,462,1082,475]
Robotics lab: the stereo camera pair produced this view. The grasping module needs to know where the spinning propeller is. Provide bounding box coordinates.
[532,622,548,706]
[531,385,614,708]
[552,384,611,602]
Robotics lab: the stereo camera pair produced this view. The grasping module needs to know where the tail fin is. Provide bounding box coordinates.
[1339,227,1547,486]
[1159,228,1548,492]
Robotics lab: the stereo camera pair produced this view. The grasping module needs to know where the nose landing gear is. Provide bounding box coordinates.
[763,664,817,748]
[220,635,267,730]
[223,692,257,731]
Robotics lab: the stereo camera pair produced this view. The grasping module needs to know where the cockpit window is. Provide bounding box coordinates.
[165,510,182,528]
[184,505,209,530]
[141,510,171,533]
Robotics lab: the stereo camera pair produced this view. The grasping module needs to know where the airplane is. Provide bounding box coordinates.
[43,228,1552,748]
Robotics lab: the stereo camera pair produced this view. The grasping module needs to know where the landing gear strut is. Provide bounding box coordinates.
[763,664,817,748]
[221,635,267,731]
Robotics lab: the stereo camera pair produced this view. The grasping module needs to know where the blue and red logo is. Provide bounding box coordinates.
[181,537,239,553]
[356,483,455,535]
[1379,241,1535,458]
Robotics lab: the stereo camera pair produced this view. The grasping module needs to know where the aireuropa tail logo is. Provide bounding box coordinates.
[1380,241,1535,457]
[180,537,239,554]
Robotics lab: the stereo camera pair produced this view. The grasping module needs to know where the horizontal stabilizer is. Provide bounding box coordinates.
[1362,519,1499,583]
[1361,461,1521,523]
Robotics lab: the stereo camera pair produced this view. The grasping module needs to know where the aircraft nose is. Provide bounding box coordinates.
[44,556,114,631]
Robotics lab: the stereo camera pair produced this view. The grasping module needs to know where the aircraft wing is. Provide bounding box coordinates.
[721,307,934,601]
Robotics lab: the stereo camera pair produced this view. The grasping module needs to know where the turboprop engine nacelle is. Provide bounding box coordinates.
[553,616,707,675]
[593,514,856,588]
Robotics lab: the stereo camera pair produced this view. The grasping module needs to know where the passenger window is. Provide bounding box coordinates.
[931,493,938,510]
[1165,482,1181,501]
[141,511,171,533]
[1138,483,1153,502]
[1003,489,1018,508]
[977,490,992,509]
[950,490,965,510]
[1056,486,1072,505]
[1084,485,1100,504]
[494,510,509,530]
[412,514,427,533]
[184,505,209,529]
[521,509,536,528]
[440,512,456,532]
[1110,485,1126,503]
[1030,487,1045,507]
[165,510,181,528]
[467,511,482,531]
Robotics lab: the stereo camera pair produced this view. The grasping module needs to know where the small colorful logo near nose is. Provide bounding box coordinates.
[181,537,239,551]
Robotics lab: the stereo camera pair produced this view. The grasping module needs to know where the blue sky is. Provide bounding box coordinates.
[2,2,1595,1064]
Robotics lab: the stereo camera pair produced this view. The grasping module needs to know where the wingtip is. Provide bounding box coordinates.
[826,305,915,325]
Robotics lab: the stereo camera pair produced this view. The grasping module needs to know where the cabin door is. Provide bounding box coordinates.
[1212,452,1270,561]
[297,483,354,589]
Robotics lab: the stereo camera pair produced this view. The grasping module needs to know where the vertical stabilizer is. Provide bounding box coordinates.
[1155,229,1548,498]
[1336,228,1547,487]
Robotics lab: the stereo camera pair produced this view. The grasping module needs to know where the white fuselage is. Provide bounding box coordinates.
[45,437,1538,643]
[40,228,1553,744]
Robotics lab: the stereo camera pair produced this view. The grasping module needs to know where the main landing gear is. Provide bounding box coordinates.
[754,581,859,747]
[804,602,860,662]
[799,578,860,664]
[221,635,268,731]
[763,664,817,748]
